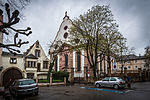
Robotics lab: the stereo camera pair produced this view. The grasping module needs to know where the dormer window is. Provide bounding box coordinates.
[10,58,17,64]
[36,42,39,48]
[35,50,40,57]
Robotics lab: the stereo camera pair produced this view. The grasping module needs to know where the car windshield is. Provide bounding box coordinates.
[117,77,123,81]
[102,77,109,81]
[19,80,35,85]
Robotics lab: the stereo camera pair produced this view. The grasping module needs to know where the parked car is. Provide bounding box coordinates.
[95,77,126,89]
[9,79,38,97]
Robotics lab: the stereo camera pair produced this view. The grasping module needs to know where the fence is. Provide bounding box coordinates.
[36,73,67,86]
[66,67,150,84]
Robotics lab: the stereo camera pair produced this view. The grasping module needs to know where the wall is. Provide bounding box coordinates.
[116,59,146,72]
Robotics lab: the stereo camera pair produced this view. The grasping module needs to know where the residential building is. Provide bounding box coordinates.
[24,40,49,80]
[0,40,49,86]
[116,54,146,73]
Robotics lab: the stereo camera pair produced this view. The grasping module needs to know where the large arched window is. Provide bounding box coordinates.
[55,56,58,72]
[65,54,68,68]
[77,52,81,71]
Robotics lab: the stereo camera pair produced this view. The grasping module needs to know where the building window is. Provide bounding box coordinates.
[37,63,41,71]
[64,26,68,30]
[43,61,48,69]
[75,39,80,44]
[65,54,68,68]
[128,66,131,69]
[36,41,39,48]
[64,32,68,39]
[27,73,34,79]
[55,56,58,71]
[128,61,131,64]
[10,58,17,64]
[27,61,36,67]
[77,52,81,71]
[135,66,138,68]
[35,50,40,57]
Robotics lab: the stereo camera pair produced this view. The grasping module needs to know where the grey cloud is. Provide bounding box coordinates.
[18,0,150,56]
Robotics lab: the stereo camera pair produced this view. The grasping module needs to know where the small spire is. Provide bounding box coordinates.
[63,11,69,20]
[65,11,67,16]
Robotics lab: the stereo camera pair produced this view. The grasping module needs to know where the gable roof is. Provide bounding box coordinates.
[49,12,73,54]
[24,40,39,55]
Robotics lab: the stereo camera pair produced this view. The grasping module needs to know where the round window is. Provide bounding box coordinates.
[64,26,68,30]
[75,39,80,43]
[64,32,68,39]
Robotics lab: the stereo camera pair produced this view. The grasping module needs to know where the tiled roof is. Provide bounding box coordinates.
[24,40,39,55]
[118,54,145,61]
[2,51,24,57]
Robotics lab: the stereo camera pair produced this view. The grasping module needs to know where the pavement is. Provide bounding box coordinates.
[0,81,150,100]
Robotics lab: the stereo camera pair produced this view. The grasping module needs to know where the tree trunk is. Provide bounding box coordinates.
[92,65,97,78]
[107,51,111,75]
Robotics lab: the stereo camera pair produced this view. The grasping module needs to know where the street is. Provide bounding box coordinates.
[1,82,150,100]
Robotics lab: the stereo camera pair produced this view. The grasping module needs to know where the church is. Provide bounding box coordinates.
[49,12,116,79]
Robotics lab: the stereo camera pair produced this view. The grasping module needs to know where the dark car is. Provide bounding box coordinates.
[9,79,38,97]
[95,77,126,89]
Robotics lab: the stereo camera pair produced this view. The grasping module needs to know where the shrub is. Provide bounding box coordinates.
[52,71,69,81]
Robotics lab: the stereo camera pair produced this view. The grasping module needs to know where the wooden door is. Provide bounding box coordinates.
[3,68,23,87]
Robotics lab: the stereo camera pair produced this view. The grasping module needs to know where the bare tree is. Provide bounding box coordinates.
[144,46,150,70]
[0,3,31,54]
[0,0,30,10]
[69,5,127,78]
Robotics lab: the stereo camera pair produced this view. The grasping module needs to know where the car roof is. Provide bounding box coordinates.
[105,77,120,79]
[16,79,34,81]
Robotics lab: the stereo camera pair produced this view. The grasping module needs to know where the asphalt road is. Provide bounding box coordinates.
[1,82,150,100]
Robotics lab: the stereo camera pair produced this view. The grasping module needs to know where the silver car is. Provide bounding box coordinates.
[95,77,126,89]
[9,79,39,97]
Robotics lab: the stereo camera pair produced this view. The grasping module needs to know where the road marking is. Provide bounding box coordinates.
[124,90,134,93]
[80,87,125,94]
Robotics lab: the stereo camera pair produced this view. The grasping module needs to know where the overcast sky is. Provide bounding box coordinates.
[15,0,150,56]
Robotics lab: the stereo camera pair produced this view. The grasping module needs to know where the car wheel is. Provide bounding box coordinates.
[95,83,101,88]
[113,84,119,89]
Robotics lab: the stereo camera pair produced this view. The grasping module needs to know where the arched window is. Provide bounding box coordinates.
[65,54,68,68]
[55,56,58,72]
[77,52,81,71]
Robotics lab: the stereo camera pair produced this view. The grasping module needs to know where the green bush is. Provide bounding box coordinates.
[52,79,64,83]
[38,79,49,83]
[52,71,69,81]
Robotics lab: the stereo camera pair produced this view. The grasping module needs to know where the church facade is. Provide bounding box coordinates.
[49,12,116,79]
